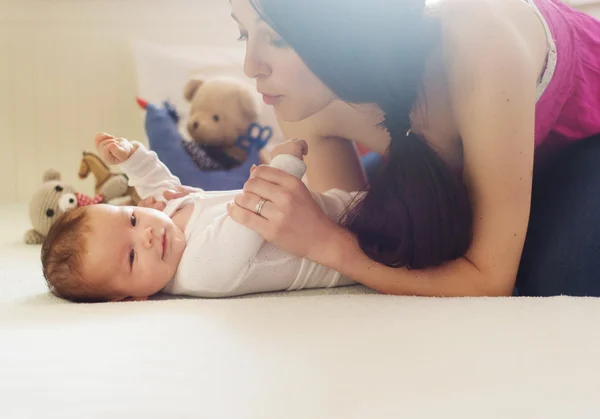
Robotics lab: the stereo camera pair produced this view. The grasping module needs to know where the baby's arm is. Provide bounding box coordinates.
[119,141,183,201]
[95,133,183,201]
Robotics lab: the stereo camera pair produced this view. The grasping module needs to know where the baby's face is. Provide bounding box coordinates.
[82,204,186,301]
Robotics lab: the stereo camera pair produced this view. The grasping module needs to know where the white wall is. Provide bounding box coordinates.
[0,0,240,203]
[578,4,600,17]
[565,0,600,15]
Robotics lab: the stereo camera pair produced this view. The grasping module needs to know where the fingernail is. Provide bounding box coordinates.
[250,164,257,171]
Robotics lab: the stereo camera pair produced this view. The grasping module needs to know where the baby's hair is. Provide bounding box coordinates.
[41,207,108,303]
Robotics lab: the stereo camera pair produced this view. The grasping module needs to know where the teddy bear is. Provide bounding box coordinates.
[182,76,263,169]
[23,169,130,245]
[137,98,266,191]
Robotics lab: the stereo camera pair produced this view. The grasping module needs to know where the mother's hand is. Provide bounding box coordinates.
[228,165,343,263]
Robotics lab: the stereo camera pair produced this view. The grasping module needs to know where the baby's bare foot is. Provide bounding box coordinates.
[270,139,308,160]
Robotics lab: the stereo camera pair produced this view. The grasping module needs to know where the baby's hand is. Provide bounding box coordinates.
[270,138,308,161]
[137,196,167,211]
[95,133,138,165]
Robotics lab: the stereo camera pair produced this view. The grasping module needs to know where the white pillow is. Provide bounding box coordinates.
[130,40,285,150]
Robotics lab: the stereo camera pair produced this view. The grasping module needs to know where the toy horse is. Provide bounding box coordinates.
[78,151,141,205]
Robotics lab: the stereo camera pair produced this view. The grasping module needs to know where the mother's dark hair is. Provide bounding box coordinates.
[252,0,472,269]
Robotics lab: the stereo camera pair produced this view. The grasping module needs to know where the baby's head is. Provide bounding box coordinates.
[42,204,186,303]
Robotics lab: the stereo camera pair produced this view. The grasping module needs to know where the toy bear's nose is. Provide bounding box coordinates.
[187,120,200,137]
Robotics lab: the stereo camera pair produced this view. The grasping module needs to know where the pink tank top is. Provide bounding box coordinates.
[531,0,600,160]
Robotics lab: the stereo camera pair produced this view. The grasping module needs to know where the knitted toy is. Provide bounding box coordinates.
[24,169,127,245]
[78,151,141,206]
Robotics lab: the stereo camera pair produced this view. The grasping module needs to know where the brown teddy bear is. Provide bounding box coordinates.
[183,77,262,168]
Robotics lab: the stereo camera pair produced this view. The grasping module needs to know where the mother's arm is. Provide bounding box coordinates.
[324,5,540,296]
[230,2,541,296]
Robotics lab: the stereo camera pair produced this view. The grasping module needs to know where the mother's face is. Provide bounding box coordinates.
[230,0,336,122]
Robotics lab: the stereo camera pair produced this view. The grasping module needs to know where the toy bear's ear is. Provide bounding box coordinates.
[237,91,259,123]
[183,79,204,102]
[24,229,45,245]
[43,169,61,183]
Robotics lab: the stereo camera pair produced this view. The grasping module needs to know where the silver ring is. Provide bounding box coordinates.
[255,198,267,217]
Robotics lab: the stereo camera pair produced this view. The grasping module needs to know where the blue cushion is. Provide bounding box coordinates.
[360,151,384,182]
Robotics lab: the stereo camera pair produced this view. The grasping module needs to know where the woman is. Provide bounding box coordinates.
[168,0,600,297]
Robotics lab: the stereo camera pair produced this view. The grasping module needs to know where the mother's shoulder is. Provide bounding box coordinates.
[427,0,525,16]
[429,0,536,31]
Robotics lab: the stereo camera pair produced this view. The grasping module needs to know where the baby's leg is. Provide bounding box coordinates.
[222,178,359,296]
[288,257,356,291]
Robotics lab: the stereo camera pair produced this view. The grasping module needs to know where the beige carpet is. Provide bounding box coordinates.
[1,203,600,419]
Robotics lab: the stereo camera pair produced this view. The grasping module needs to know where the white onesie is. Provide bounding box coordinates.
[119,143,358,298]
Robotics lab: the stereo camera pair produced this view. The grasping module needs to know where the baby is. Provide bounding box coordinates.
[41,133,358,302]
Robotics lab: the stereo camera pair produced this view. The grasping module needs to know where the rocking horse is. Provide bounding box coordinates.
[78,152,141,205]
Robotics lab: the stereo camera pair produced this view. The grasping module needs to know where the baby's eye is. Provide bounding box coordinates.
[131,213,137,227]
[129,249,135,267]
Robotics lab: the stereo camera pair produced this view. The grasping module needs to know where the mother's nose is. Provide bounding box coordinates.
[244,44,271,79]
